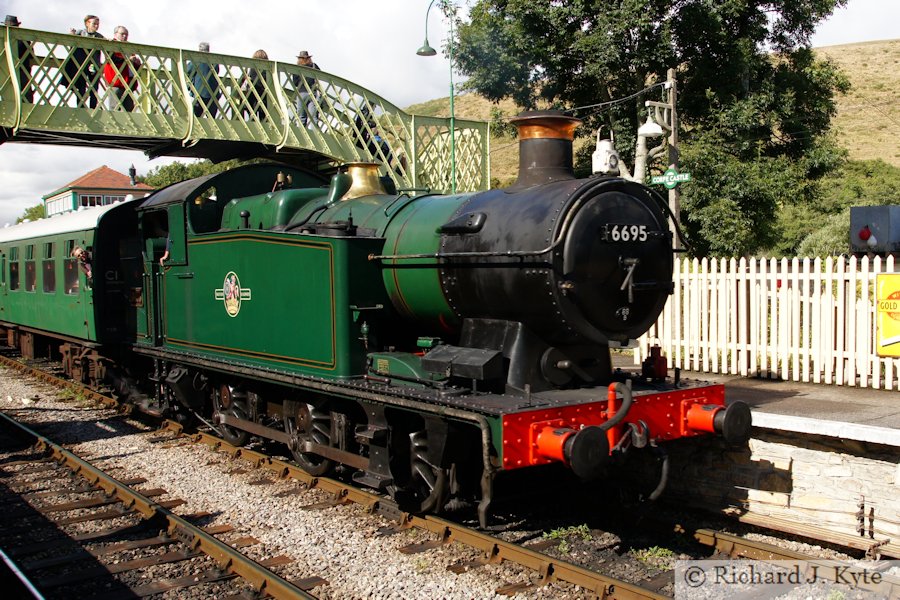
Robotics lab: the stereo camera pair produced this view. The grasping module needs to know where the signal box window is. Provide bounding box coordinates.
[42,242,56,293]
[25,245,35,292]
[9,248,19,291]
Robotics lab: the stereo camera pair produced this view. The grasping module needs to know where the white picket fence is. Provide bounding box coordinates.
[637,255,900,390]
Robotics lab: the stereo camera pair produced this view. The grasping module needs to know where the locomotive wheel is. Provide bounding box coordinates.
[213,384,250,446]
[397,429,449,514]
[284,403,334,476]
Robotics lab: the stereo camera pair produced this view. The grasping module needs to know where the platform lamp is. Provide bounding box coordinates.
[417,0,456,193]
[633,114,665,183]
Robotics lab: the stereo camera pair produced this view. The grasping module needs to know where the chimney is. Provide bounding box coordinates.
[509,110,581,187]
[128,164,137,186]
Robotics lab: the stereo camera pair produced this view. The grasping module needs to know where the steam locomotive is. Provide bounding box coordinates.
[0,111,750,526]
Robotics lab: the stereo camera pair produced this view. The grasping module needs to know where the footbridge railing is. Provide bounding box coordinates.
[1,26,490,193]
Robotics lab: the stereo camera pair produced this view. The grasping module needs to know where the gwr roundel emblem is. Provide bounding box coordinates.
[214,271,252,317]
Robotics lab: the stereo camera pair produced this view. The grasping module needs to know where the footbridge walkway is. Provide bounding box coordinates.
[1,26,490,192]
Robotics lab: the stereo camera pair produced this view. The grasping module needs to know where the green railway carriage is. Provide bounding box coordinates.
[0,201,141,362]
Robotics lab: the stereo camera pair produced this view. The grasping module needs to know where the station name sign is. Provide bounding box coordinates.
[651,168,692,189]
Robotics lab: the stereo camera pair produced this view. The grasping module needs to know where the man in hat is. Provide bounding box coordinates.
[186,42,221,118]
[4,15,35,103]
[293,50,321,127]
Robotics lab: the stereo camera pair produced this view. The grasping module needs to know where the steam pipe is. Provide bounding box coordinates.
[599,381,634,432]
[647,444,670,501]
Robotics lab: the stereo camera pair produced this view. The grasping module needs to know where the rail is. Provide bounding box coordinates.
[0,408,315,599]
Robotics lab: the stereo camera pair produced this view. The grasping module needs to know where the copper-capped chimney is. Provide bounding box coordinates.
[509,110,581,187]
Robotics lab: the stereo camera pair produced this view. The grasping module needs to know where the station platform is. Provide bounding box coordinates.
[614,355,900,447]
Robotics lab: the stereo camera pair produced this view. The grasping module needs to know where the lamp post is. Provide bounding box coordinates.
[417,0,456,193]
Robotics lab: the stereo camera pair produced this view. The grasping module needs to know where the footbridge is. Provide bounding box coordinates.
[1,26,490,192]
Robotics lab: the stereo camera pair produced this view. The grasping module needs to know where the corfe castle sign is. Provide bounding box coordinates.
[651,168,692,189]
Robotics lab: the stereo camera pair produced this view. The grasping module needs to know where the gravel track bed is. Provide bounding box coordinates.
[0,367,590,599]
[7,363,875,599]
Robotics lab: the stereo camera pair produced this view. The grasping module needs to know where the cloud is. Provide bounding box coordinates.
[1,0,457,222]
[811,0,900,47]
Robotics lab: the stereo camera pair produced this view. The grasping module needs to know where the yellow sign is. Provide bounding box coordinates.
[876,273,900,357]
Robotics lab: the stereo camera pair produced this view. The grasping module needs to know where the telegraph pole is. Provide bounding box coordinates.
[666,68,680,246]
[645,69,681,249]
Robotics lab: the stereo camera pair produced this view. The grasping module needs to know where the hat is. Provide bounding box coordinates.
[3,15,21,26]
[297,50,311,58]
[198,42,210,51]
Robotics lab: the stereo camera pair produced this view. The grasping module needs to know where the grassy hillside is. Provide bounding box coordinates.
[407,39,900,184]
[817,39,900,168]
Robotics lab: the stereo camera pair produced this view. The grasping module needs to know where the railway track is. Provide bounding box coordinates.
[0,408,319,599]
[2,353,896,599]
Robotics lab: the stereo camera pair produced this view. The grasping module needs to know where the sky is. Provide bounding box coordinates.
[0,0,897,225]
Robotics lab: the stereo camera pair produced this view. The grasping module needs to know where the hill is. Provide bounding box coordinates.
[407,39,900,184]
[816,39,900,168]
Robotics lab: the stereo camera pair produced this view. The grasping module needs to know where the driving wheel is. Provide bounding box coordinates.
[394,429,449,514]
[213,384,250,446]
[284,402,334,476]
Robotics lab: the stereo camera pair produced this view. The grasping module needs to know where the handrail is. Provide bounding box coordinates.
[0,25,489,193]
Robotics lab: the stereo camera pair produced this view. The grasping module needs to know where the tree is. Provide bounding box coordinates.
[140,159,237,189]
[16,203,45,223]
[776,159,900,256]
[454,0,849,256]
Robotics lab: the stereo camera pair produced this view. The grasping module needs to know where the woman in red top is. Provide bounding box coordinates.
[104,26,142,111]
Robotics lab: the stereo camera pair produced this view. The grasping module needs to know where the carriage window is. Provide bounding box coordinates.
[25,245,35,292]
[9,248,19,291]
[64,257,80,294]
[1,256,5,285]
[63,240,78,294]
[9,262,19,290]
[42,242,56,293]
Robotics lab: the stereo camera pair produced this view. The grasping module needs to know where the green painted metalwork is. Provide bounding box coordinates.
[0,26,490,193]
[219,189,326,230]
[377,194,470,332]
[367,352,444,388]
[0,230,96,340]
[161,230,387,378]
